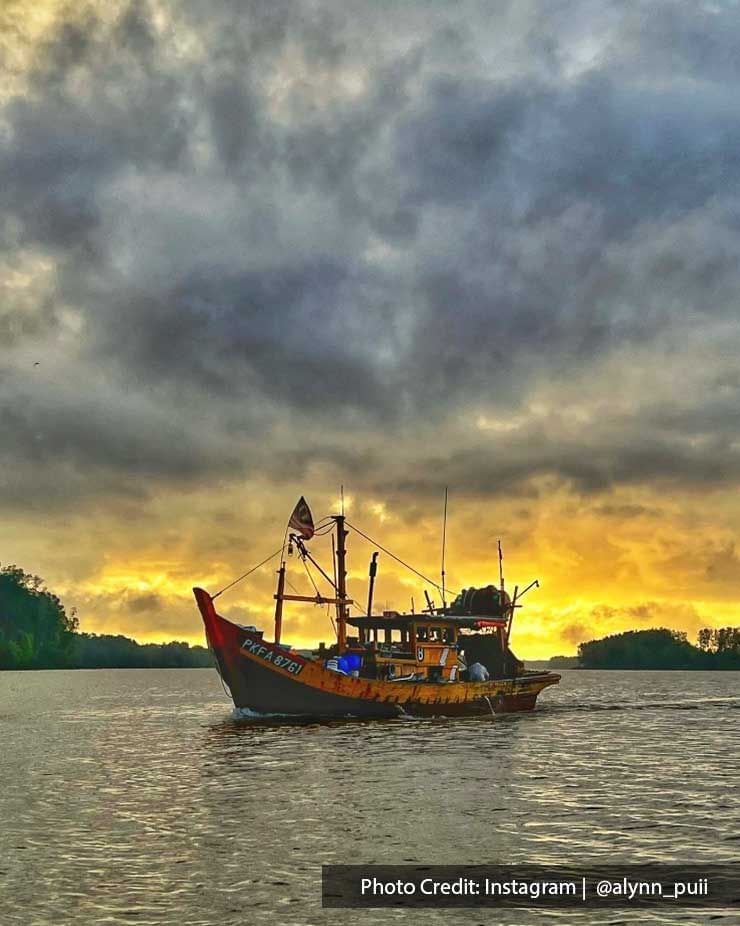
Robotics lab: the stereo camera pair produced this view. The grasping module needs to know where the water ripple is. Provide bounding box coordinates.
[0,668,737,925]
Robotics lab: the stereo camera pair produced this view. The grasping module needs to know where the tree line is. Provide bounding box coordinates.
[0,564,213,670]
[578,627,740,670]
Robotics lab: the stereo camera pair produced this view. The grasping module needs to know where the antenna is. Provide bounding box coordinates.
[498,539,504,594]
[340,484,345,517]
[441,486,448,612]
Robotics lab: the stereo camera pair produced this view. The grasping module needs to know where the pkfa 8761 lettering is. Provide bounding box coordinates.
[241,637,304,675]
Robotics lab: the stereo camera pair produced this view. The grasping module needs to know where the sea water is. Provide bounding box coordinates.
[1,668,737,925]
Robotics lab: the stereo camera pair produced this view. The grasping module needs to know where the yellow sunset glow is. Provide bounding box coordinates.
[3,1,739,661]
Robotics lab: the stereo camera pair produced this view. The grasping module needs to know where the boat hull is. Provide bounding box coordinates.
[194,588,559,719]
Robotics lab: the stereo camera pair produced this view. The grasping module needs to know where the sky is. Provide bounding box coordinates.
[2,0,740,658]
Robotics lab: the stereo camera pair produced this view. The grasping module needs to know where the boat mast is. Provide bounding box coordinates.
[273,562,286,644]
[273,531,354,642]
[334,514,349,652]
[441,486,448,613]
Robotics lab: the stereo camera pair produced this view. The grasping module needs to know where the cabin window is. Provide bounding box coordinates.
[416,626,428,642]
[442,627,455,644]
[390,629,403,643]
[429,627,441,643]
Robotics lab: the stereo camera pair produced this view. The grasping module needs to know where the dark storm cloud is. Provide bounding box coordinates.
[1,12,191,255]
[127,591,163,613]
[2,0,740,507]
[94,260,397,415]
[367,425,740,502]
[0,380,243,477]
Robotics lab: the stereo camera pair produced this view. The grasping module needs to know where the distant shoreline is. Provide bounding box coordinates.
[1,664,215,672]
[3,565,738,672]
[528,627,740,671]
[527,664,739,671]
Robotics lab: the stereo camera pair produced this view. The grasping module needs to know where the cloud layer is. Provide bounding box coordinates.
[2,0,740,652]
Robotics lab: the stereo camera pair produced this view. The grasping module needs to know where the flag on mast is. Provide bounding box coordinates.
[288,496,315,540]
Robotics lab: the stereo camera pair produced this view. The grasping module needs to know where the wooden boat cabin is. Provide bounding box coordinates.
[331,584,525,683]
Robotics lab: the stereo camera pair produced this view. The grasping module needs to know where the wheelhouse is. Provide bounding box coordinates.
[344,611,518,682]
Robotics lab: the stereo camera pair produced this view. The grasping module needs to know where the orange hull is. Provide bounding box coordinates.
[194,588,560,719]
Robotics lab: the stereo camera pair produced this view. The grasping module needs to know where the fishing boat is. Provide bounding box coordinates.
[194,498,560,719]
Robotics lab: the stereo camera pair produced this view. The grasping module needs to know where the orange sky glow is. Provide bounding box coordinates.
[3,1,740,659]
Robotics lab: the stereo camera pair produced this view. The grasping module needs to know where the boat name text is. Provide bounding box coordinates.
[241,637,304,675]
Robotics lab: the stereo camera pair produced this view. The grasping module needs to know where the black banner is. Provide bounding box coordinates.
[322,864,740,909]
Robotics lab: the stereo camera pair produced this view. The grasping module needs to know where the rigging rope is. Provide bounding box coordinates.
[345,520,459,599]
[211,515,462,607]
[212,545,285,599]
[301,554,322,599]
[313,521,336,537]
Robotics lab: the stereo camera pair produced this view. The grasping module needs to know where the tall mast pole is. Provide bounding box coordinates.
[334,515,348,653]
[441,486,448,613]
[273,562,286,644]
